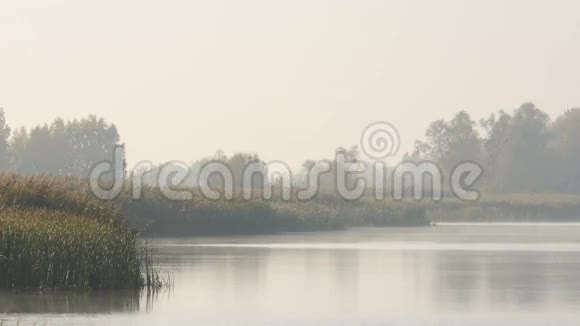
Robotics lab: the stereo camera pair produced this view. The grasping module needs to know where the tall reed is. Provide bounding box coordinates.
[0,207,160,290]
[0,173,430,238]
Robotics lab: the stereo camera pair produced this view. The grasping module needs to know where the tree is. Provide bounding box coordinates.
[226,152,265,190]
[68,115,122,177]
[501,103,553,192]
[0,108,10,170]
[480,110,512,190]
[477,103,554,193]
[8,127,28,173]
[552,108,580,192]
[415,110,482,173]
[8,114,123,177]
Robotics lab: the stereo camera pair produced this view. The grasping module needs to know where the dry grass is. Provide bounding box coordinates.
[0,174,161,290]
[425,194,580,222]
[0,172,430,236]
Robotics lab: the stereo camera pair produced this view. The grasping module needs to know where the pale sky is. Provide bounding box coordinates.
[1,0,579,167]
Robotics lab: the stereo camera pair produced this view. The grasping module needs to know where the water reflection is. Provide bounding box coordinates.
[151,225,580,319]
[4,225,580,324]
[429,251,580,312]
[0,288,158,314]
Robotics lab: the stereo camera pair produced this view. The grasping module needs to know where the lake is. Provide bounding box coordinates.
[3,223,580,325]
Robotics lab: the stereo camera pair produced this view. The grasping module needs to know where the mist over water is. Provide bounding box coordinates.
[4,224,580,325]
[2,1,580,325]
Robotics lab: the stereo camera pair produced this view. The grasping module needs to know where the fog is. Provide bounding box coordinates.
[2,0,580,166]
[4,2,580,324]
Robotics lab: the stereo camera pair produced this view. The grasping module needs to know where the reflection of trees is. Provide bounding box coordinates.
[0,290,142,314]
[431,252,482,309]
[330,249,360,312]
[428,251,580,311]
[226,247,268,295]
[549,253,580,304]
[486,253,547,308]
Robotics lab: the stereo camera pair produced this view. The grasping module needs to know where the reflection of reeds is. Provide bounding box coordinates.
[0,289,141,314]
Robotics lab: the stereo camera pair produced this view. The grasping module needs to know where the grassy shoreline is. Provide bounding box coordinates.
[0,174,161,291]
[4,173,580,290]
[0,209,161,291]
[426,195,580,223]
[0,208,146,290]
[120,188,430,235]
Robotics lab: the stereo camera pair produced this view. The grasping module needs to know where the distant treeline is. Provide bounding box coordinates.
[1,102,580,194]
[0,109,124,177]
[412,103,580,194]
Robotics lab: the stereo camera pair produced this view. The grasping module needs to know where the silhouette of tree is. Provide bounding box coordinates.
[0,108,10,170]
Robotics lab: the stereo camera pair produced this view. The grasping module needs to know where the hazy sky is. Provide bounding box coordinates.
[1,0,579,167]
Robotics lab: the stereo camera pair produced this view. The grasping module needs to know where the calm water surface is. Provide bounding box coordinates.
[3,224,580,325]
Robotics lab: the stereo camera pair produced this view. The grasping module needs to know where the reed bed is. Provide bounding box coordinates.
[0,174,161,290]
[3,172,579,291]
[0,173,429,237]
[0,207,160,290]
[121,187,430,235]
[0,173,429,290]
[425,194,580,222]
[0,173,120,224]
